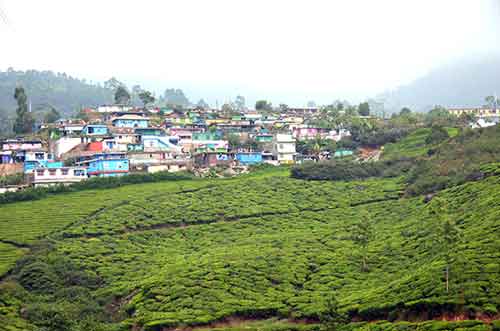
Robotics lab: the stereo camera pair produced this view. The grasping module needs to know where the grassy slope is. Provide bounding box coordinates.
[381,127,459,160]
[0,167,499,330]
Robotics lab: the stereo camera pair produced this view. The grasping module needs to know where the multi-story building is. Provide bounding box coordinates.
[273,134,296,164]
[31,167,87,187]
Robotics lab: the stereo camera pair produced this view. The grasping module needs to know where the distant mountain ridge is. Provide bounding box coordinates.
[379,54,500,112]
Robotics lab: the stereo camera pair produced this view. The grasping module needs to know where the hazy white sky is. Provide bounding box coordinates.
[0,0,499,106]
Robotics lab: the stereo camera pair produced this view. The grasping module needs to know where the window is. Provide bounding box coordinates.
[35,153,44,160]
[49,169,57,176]
[279,144,284,149]
[74,170,85,177]
[36,169,45,176]
[61,169,69,176]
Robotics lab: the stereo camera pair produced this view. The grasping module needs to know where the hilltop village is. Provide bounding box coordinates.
[0,99,498,190]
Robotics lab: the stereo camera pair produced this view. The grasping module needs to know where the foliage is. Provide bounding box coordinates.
[321,293,348,331]
[0,171,195,205]
[43,106,61,123]
[0,173,24,186]
[291,161,384,181]
[256,100,273,111]
[114,86,131,105]
[138,90,156,108]
[163,88,190,107]
[13,86,34,134]
[425,126,450,145]
[0,150,499,330]
[0,69,114,133]
[424,107,457,127]
[358,103,370,116]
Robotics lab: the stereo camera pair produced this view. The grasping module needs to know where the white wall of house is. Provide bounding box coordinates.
[54,137,81,158]
[273,134,296,164]
[33,167,87,187]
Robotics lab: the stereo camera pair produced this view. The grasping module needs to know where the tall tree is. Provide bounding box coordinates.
[114,86,131,105]
[234,95,246,111]
[13,86,34,134]
[196,99,209,109]
[485,95,498,109]
[428,197,460,293]
[138,90,156,108]
[358,102,370,116]
[104,77,124,90]
[320,291,347,331]
[255,100,272,111]
[351,211,374,272]
[44,107,61,124]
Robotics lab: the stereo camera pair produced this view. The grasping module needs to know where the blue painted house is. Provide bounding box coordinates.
[77,153,129,177]
[112,115,149,128]
[235,152,263,165]
[82,125,109,136]
[135,127,164,136]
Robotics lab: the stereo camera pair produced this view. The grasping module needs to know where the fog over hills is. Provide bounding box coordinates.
[378,53,500,112]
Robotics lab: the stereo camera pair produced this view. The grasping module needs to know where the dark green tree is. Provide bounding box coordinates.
[255,100,272,111]
[196,99,209,109]
[428,197,460,293]
[227,134,242,150]
[44,107,61,124]
[234,95,246,111]
[358,102,370,116]
[320,291,347,331]
[351,211,374,272]
[425,125,450,145]
[400,107,412,116]
[13,86,34,134]
[114,86,131,105]
[138,90,156,108]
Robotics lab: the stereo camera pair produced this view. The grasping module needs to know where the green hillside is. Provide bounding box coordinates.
[381,127,459,160]
[0,162,499,331]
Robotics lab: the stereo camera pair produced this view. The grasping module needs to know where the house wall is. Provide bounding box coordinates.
[33,167,87,187]
[54,137,81,158]
[236,153,263,165]
[142,136,181,152]
[83,126,109,135]
[1,141,43,151]
[113,119,149,128]
[87,159,129,177]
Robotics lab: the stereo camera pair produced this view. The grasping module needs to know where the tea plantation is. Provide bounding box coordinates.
[0,166,499,330]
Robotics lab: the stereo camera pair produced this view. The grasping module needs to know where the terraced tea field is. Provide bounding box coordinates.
[1,170,499,331]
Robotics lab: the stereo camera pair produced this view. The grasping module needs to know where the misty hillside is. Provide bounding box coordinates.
[0,69,113,117]
[380,54,500,112]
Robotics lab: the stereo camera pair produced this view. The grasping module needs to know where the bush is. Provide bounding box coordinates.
[291,161,384,181]
[425,126,450,145]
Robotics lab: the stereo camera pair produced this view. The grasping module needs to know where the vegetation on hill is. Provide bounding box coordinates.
[0,163,499,330]
[292,125,500,196]
[0,69,114,135]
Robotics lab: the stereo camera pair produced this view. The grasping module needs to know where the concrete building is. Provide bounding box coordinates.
[31,167,87,187]
[273,134,296,164]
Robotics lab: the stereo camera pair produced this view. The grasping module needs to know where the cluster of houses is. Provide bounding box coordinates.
[0,105,351,188]
[2,103,495,190]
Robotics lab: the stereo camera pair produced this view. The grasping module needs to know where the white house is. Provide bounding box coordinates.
[32,167,87,187]
[97,105,134,113]
[54,137,82,158]
[273,134,296,164]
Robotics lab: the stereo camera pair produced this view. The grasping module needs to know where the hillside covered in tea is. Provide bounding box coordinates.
[1,129,500,331]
